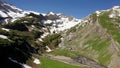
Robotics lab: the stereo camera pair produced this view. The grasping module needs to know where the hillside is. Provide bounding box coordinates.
[56,6,120,68]
[0,1,82,68]
[0,0,120,68]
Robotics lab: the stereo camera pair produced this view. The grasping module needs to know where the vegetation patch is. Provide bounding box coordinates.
[98,51,112,66]
[52,49,78,58]
[84,35,111,66]
[84,38,110,52]
[98,12,120,44]
[4,22,28,31]
[66,26,77,35]
[43,34,62,49]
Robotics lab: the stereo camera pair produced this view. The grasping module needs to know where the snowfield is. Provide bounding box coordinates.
[42,16,81,33]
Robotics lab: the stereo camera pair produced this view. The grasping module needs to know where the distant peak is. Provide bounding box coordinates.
[47,12,55,15]
[112,6,120,9]
[112,6,120,10]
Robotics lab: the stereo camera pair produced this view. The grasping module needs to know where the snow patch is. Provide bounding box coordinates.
[22,64,32,68]
[48,17,81,33]
[109,6,120,18]
[112,6,120,10]
[0,35,8,39]
[109,14,115,18]
[95,11,101,16]
[1,28,10,31]
[38,38,43,41]
[46,46,52,52]
[41,13,46,16]
[41,32,49,38]
[33,58,41,64]
[37,12,81,33]
[7,10,25,18]
[31,25,35,28]
[48,12,55,15]
[42,20,52,24]
[0,11,8,17]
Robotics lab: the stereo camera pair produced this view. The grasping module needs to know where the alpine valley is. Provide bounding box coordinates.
[0,0,120,68]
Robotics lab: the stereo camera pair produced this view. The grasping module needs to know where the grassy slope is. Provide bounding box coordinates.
[98,12,120,44]
[39,56,84,68]
[98,12,120,67]
[52,49,78,58]
[83,35,112,65]
[52,14,115,66]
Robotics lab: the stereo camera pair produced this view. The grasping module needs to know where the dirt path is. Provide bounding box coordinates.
[43,54,107,68]
[43,54,87,67]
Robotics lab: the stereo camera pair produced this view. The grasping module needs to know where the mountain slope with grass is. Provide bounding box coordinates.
[0,0,120,68]
[57,6,120,68]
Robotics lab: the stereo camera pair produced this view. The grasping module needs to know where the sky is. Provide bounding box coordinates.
[3,0,120,19]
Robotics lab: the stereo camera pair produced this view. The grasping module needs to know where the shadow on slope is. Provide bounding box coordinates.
[0,40,34,68]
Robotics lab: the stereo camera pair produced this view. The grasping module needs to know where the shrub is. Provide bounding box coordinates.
[66,26,76,35]
[43,34,61,49]
[31,30,43,39]
[4,22,28,31]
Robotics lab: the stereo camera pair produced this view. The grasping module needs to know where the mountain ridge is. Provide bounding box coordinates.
[0,0,120,68]
[58,5,120,68]
[0,0,81,33]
